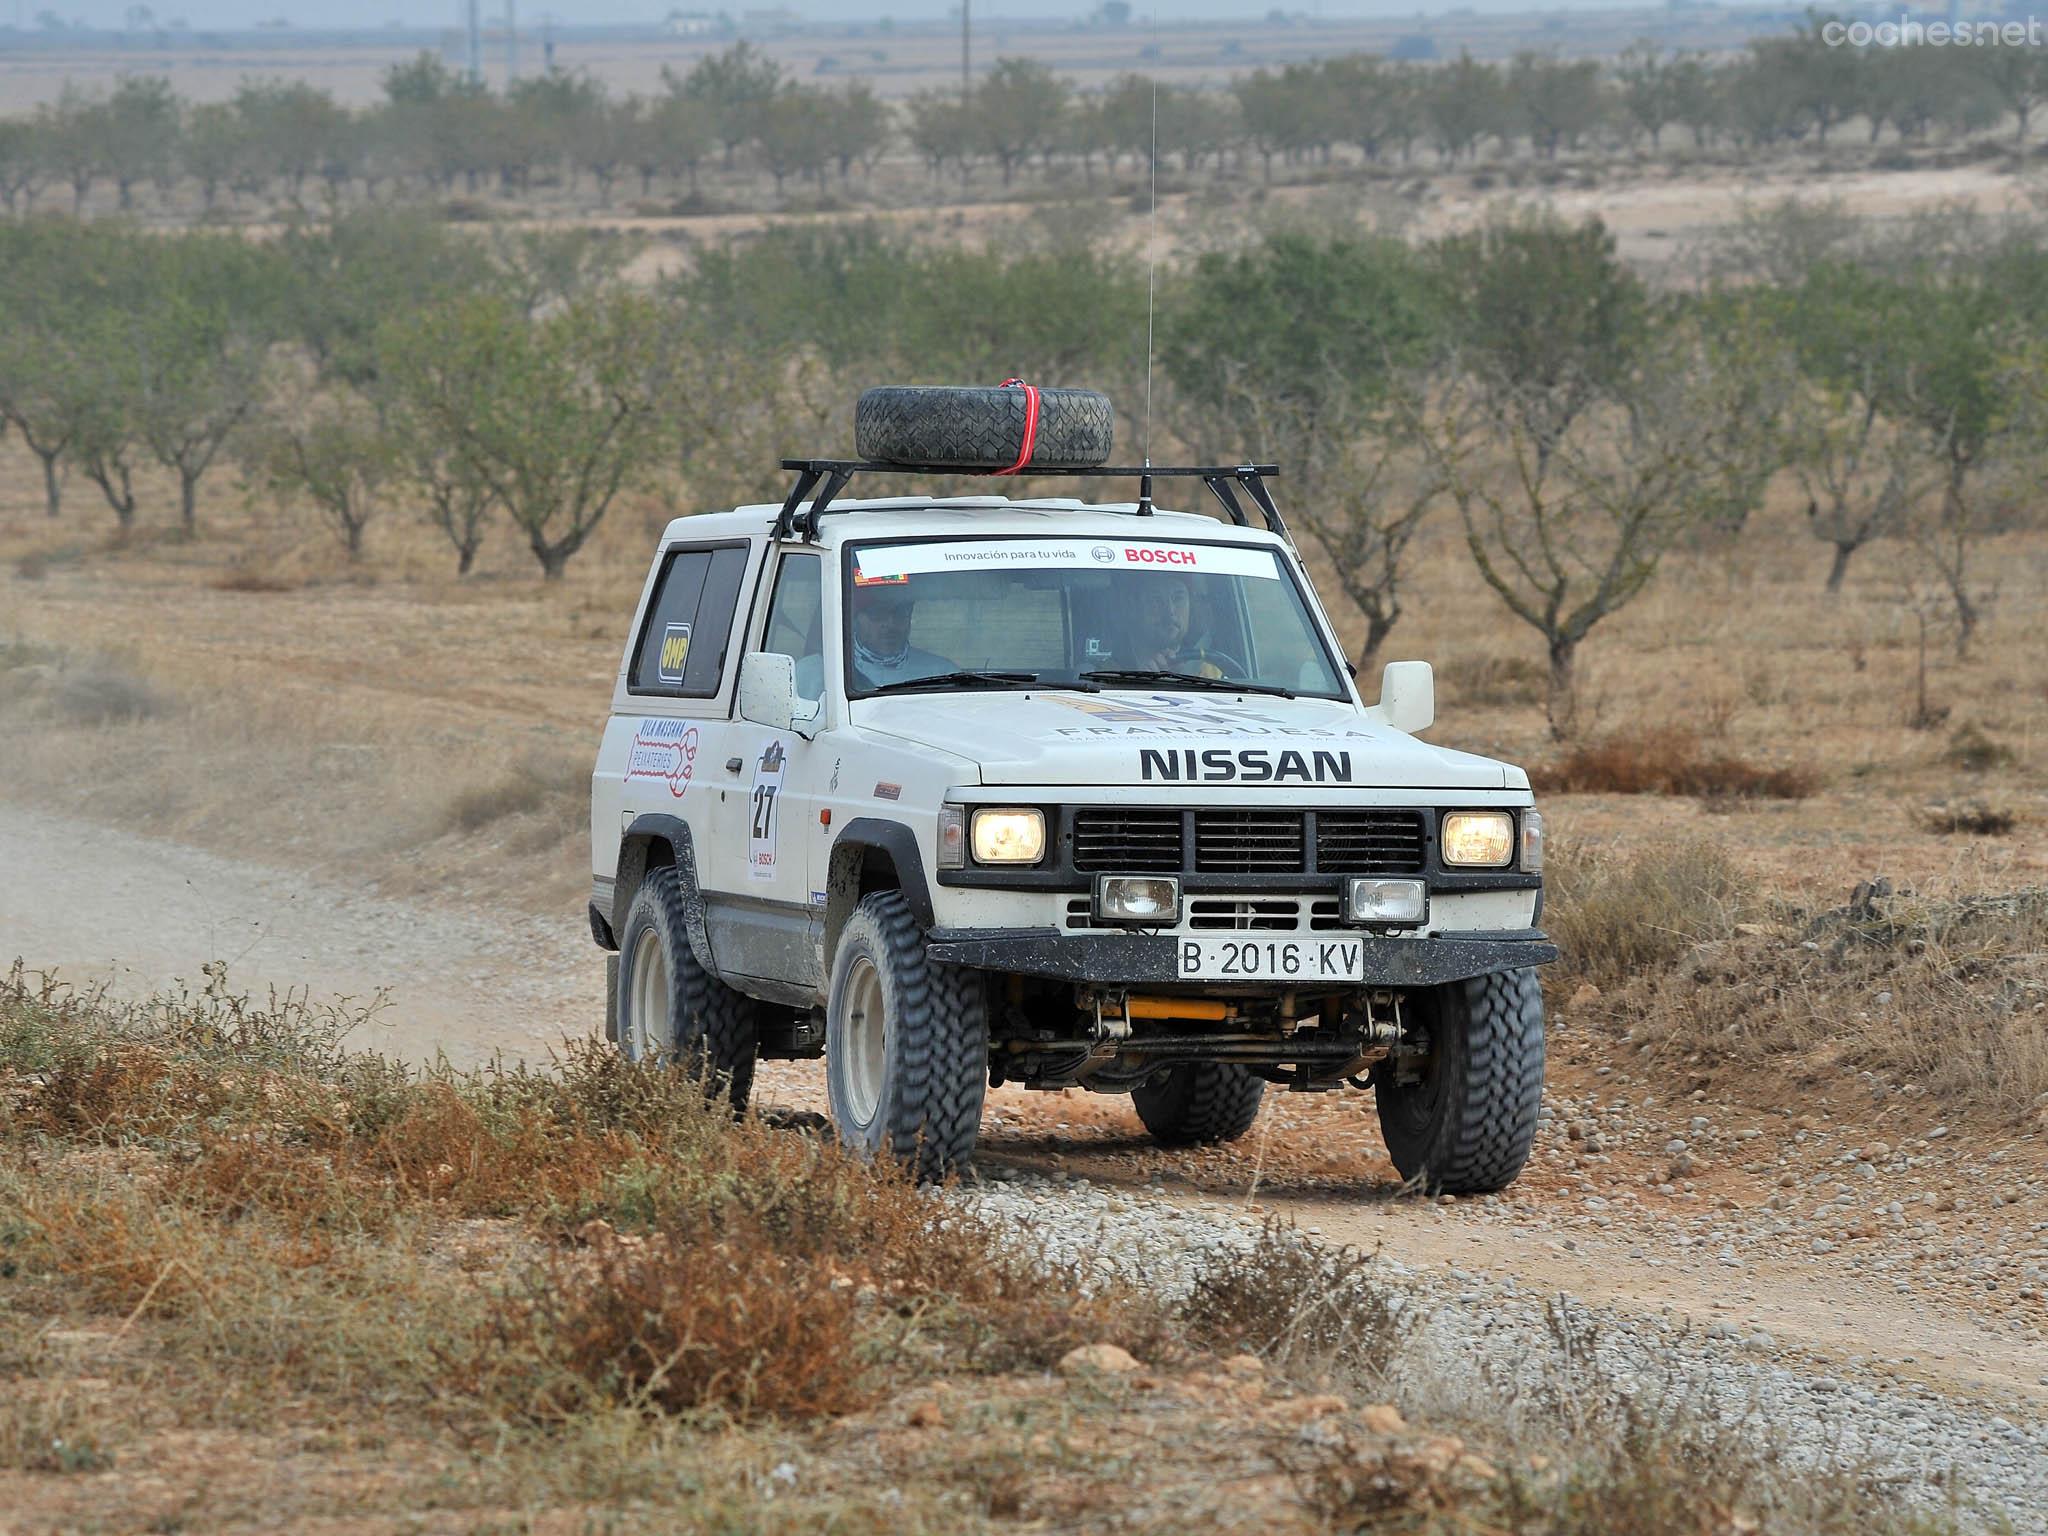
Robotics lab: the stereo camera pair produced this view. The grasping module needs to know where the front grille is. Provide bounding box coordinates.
[1195,810,1304,873]
[1070,807,1430,877]
[1317,810,1427,874]
[1189,897,1301,931]
[1072,807,1182,872]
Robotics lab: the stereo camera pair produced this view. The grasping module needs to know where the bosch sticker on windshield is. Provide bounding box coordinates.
[850,540,1279,582]
[655,623,691,685]
[626,719,699,798]
[1139,747,1355,783]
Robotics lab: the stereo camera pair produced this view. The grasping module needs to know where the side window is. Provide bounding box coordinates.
[763,551,825,703]
[631,543,751,696]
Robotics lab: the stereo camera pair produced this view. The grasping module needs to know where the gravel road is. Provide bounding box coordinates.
[5,798,2044,1530]
[961,1168,2048,1534]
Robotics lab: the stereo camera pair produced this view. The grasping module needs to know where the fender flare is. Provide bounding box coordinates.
[825,817,935,975]
[613,814,716,975]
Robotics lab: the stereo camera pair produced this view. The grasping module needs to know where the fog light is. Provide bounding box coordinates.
[1345,877,1427,927]
[1095,874,1181,925]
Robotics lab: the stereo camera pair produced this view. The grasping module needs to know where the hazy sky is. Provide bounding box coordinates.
[11,0,1674,33]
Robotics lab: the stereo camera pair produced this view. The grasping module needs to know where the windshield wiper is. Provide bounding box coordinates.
[865,669,1043,695]
[1079,668,1296,699]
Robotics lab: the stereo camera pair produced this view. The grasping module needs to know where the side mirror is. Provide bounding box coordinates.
[1376,660,1435,735]
[738,652,798,733]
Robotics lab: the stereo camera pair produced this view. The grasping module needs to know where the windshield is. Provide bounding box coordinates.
[841,536,1349,699]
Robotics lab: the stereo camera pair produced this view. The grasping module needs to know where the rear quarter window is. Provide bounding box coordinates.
[630,543,751,696]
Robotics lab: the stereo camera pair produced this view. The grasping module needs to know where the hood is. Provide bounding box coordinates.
[851,690,1514,790]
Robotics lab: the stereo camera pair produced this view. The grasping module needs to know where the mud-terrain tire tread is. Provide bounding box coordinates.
[618,866,758,1111]
[856,385,1114,470]
[1132,1062,1265,1146]
[827,890,988,1181]
[1376,967,1544,1195]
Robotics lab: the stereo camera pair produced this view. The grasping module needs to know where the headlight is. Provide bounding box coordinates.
[971,807,1045,864]
[1441,811,1515,868]
[1521,809,1544,873]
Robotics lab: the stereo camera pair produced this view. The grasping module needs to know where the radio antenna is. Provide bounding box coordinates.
[1139,6,1160,512]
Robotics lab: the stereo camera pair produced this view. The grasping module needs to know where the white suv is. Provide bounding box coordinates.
[589,464,1553,1191]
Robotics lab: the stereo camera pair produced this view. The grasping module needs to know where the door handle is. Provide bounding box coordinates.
[725,756,744,773]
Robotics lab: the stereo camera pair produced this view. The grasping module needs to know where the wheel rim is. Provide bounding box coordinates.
[842,954,887,1125]
[629,927,670,1061]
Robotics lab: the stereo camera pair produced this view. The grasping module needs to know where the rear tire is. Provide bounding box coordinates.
[1132,1062,1265,1147]
[825,890,988,1181]
[615,866,759,1111]
[1375,968,1544,1195]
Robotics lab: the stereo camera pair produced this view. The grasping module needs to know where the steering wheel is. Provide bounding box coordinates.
[1187,649,1248,682]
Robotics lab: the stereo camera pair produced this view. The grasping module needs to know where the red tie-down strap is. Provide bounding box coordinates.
[996,377,1040,475]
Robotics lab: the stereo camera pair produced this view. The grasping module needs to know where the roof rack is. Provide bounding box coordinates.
[771,459,1287,544]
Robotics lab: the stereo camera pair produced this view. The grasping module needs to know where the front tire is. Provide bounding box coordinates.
[615,866,759,1111]
[826,890,988,1181]
[1375,968,1544,1195]
[1132,1062,1265,1146]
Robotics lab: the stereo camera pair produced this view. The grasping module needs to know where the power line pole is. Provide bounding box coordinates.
[465,0,481,87]
[961,0,970,109]
[505,0,517,83]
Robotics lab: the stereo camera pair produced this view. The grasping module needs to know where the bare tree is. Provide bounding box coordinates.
[1232,378,1444,677]
[1425,332,1761,737]
[1787,375,1927,593]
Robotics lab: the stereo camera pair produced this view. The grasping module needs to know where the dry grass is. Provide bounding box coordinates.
[1180,1219,1407,1382]
[1944,721,2016,773]
[1550,853,2048,1116]
[0,963,1977,1532]
[1438,651,1548,709]
[1533,724,1822,802]
[1914,799,2019,837]
[1543,839,1756,997]
[437,748,588,842]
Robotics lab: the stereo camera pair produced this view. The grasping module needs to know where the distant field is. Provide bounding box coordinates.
[0,5,1792,111]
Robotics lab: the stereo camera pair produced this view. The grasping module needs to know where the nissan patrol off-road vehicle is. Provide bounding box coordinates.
[588,385,1555,1193]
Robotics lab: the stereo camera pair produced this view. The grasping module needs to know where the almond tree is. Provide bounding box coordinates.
[248,379,390,559]
[1425,324,1768,738]
[128,236,286,534]
[382,289,667,580]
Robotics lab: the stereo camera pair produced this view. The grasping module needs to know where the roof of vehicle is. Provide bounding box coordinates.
[657,497,1291,549]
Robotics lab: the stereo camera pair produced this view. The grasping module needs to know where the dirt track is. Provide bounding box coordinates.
[6,798,2043,1421]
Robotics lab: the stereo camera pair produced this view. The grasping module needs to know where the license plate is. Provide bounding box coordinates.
[1175,936,1367,982]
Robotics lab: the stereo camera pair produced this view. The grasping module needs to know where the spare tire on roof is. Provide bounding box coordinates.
[855,385,1115,471]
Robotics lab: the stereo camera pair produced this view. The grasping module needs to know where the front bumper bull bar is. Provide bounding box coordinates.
[923,927,1557,988]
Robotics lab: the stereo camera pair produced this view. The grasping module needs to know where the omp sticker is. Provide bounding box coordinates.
[656,623,691,685]
[626,719,699,799]
[749,740,788,880]
[852,540,1280,582]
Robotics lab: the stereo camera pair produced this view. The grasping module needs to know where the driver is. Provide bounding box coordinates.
[849,579,952,689]
[1120,571,1225,679]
